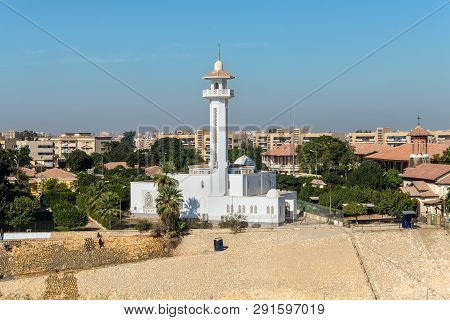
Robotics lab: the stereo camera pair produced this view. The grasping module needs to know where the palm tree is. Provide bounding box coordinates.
[152,174,178,188]
[96,191,121,229]
[156,186,183,233]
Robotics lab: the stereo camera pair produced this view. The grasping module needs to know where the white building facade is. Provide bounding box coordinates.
[130,57,297,227]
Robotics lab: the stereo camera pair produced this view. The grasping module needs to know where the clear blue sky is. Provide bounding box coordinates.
[1,0,449,134]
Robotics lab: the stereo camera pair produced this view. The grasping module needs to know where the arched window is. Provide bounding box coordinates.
[250,206,253,214]
[271,206,274,214]
[144,192,153,209]
[231,205,234,213]
[254,206,257,214]
[267,205,270,214]
[201,180,204,189]
[227,205,230,213]
[238,205,241,213]
[242,205,245,213]
[214,82,219,89]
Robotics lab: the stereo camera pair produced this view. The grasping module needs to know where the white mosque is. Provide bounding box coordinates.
[130,55,297,226]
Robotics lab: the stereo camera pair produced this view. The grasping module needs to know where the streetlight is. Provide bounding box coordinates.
[309,150,318,175]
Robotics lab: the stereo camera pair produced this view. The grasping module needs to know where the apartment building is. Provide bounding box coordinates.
[301,132,345,144]
[348,128,409,146]
[16,140,55,168]
[152,129,247,161]
[251,128,303,152]
[348,127,450,147]
[431,130,450,144]
[50,133,112,158]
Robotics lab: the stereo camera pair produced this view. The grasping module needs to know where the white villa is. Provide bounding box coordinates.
[130,55,297,226]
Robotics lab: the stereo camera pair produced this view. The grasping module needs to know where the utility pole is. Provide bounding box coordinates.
[309,150,318,175]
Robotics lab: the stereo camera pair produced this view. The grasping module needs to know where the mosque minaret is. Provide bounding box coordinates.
[131,51,297,226]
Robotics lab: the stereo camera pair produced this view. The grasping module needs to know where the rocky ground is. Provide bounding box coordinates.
[0,226,448,300]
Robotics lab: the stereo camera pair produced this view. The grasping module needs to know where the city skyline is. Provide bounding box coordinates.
[1,1,450,133]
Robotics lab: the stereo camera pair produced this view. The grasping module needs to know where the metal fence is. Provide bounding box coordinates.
[9,221,55,232]
[297,200,344,222]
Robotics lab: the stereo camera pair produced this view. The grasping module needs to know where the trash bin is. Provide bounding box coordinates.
[214,237,223,251]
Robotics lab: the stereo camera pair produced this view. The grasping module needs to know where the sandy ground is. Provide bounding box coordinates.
[0,226,448,300]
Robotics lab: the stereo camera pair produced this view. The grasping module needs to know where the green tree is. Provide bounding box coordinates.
[160,161,177,174]
[90,152,104,168]
[343,202,367,223]
[6,196,38,229]
[385,169,403,189]
[16,146,32,167]
[347,161,385,190]
[52,201,88,230]
[16,130,37,141]
[377,189,415,218]
[149,138,200,172]
[297,136,353,175]
[41,179,75,208]
[103,141,134,162]
[66,150,93,172]
[432,147,450,164]
[156,186,183,234]
[96,192,121,228]
[121,131,136,148]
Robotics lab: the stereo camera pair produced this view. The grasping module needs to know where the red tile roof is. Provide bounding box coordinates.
[104,162,129,170]
[19,167,36,177]
[400,185,438,198]
[352,143,393,156]
[408,125,432,137]
[437,174,450,185]
[311,179,326,186]
[402,163,450,181]
[145,166,163,176]
[203,69,234,79]
[35,168,77,181]
[366,143,449,162]
[262,143,295,157]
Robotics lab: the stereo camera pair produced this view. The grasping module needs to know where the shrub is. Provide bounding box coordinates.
[343,202,367,223]
[41,190,76,208]
[135,219,152,232]
[52,201,88,230]
[187,219,213,229]
[219,213,248,234]
[6,196,38,229]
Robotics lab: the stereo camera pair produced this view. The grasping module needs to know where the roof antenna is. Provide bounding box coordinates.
[218,42,221,61]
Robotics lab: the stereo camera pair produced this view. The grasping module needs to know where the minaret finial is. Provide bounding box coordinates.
[218,42,221,61]
[417,115,421,126]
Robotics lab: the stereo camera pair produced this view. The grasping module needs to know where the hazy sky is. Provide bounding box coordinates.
[1,0,449,134]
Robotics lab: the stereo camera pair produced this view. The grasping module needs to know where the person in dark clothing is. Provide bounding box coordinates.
[0,228,4,241]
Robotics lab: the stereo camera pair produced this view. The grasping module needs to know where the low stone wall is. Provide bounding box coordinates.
[0,234,169,278]
[305,212,344,226]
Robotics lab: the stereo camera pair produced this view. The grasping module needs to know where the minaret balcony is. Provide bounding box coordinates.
[202,89,234,99]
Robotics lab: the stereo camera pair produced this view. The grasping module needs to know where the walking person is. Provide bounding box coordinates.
[0,228,4,241]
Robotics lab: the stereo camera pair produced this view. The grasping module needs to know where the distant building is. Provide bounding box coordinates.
[35,168,78,192]
[400,163,450,222]
[262,143,298,175]
[366,125,450,171]
[16,140,55,168]
[301,132,345,144]
[103,162,129,170]
[50,133,112,158]
[351,143,394,162]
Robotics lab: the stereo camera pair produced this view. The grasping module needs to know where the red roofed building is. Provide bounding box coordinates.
[103,162,129,170]
[262,143,298,174]
[352,143,394,162]
[366,125,449,171]
[400,163,450,220]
